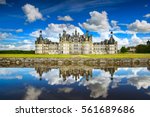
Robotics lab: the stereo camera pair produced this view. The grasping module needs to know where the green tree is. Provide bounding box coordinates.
[135,45,148,53]
[120,46,127,53]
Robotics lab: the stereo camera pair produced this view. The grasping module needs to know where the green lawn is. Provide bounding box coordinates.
[0,54,150,58]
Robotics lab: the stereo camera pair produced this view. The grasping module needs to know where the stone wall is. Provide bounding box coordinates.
[0,58,150,67]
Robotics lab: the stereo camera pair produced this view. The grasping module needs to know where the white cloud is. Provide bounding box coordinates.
[92,37,101,42]
[0,32,35,50]
[110,68,150,89]
[79,11,111,39]
[30,23,83,42]
[22,4,43,22]
[146,92,150,95]
[113,33,148,48]
[0,0,6,4]
[112,35,129,49]
[0,68,23,80]
[129,77,150,90]
[144,13,150,18]
[131,33,144,46]
[0,44,15,50]
[22,39,32,44]
[16,75,23,79]
[111,20,120,31]
[0,32,12,40]
[16,29,23,33]
[0,43,34,50]
[24,86,42,100]
[128,20,150,33]
[17,44,35,50]
[78,69,112,98]
[0,69,14,75]
[58,87,73,93]
[57,15,74,21]
[80,77,111,98]
[114,68,150,79]
[0,28,23,33]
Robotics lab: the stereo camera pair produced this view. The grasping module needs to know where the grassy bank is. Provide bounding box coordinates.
[0,54,150,58]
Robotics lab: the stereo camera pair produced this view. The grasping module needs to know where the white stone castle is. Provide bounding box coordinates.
[35,30,118,54]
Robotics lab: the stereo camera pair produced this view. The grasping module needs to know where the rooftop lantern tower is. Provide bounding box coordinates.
[39,30,42,37]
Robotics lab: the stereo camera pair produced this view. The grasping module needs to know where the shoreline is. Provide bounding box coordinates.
[0,54,150,58]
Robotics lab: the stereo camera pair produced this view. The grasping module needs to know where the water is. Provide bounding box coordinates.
[0,65,150,100]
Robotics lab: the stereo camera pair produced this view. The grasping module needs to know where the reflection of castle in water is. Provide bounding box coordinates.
[59,67,93,81]
[35,66,118,81]
[35,67,51,80]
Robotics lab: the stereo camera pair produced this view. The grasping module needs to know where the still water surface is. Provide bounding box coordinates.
[0,66,150,100]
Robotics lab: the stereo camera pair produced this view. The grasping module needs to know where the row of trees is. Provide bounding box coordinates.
[135,45,150,53]
[0,50,35,54]
[120,44,150,53]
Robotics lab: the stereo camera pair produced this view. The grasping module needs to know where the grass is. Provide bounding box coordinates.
[0,54,150,58]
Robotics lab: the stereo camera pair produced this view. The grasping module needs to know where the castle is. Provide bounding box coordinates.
[35,30,118,54]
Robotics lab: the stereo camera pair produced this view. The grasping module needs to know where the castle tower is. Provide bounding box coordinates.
[82,30,92,54]
[35,30,44,54]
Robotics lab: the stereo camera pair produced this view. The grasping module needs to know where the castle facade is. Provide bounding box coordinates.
[35,30,118,54]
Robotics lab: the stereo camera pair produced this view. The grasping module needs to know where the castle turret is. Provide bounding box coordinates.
[109,31,115,44]
[147,40,150,46]
[75,30,77,36]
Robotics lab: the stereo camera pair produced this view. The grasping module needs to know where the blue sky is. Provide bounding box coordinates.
[0,0,150,50]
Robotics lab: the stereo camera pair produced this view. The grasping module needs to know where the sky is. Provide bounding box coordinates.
[0,0,150,50]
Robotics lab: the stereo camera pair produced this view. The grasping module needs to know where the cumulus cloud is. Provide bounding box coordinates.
[112,35,129,49]
[111,20,120,31]
[79,11,111,39]
[146,91,150,96]
[144,14,150,18]
[128,20,150,33]
[57,15,74,21]
[24,86,42,100]
[131,33,144,46]
[0,43,35,50]
[16,29,23,33]
[114,68,150,79]
[129,77,150,90]
[0,44,15,50]
[22,39,32,44]
[80,77,111,98]
[30,23,83,42]
[111,68,150,89]
[58,87,73,93]
[22,4,43,22]
[0,32,12,40]
[78,69,112,98]
[0,0,6,4]
[0,68,23,79]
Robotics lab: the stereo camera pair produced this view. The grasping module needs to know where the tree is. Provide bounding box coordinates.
[120,46,127,53]
[135,44,150,53]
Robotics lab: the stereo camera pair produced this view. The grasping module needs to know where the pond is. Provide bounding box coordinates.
[0,63,150,100]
